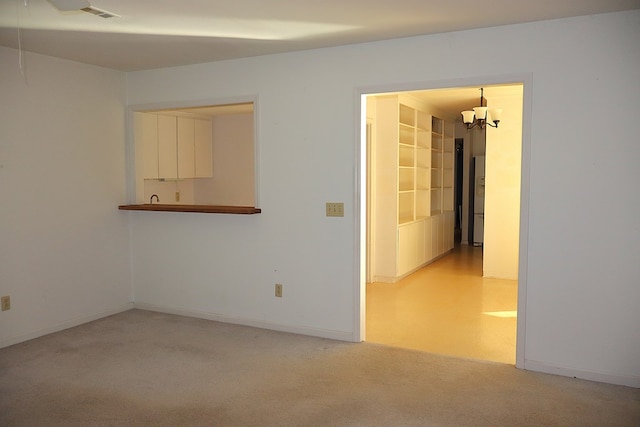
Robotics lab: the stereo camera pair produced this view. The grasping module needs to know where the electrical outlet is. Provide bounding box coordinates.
[1,296,10,311]
[326,202,344,217]
[275,283,283,298]
[175,191,180,202]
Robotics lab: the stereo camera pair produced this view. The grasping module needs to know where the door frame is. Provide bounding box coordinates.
[353,74,533,369]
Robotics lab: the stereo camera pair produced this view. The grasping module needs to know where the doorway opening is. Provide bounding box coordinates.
[360,83,524,364]
[455,138,464,245]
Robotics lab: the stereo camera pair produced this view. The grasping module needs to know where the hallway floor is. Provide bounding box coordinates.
[366,245,518,364]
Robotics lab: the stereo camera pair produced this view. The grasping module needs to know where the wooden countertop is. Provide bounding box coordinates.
[118,204,261,214]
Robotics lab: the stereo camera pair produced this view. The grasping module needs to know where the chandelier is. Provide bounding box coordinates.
[461,88,503,130]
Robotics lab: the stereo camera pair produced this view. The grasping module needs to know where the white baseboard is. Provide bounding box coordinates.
[525,359,640,388]
[0,303,134,349]
[133,302,355,342]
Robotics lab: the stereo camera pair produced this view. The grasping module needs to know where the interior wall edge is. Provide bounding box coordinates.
[515,76,534,371]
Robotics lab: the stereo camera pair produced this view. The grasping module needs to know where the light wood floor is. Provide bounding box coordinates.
[366,244,517,364]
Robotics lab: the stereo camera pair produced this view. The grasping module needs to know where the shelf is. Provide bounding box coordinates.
[431,170,442,188]
[432,153,443,168]
[399,124,414,145]
[118,204,262,214]
[417,129,430,148]
[431,116,443,134]
[417,111,430,130]
[430,114,451,218]
[398,192,414,223]
[416,190,430,218]
[416,149,430,168]
[443,152,454,165]
[399,168,414,191]
[443,187,454,211]
[399,145,414,167]
[399,104,415,126]
[431,185,442,214]
[416,168,429,189]
[443,169,453,187]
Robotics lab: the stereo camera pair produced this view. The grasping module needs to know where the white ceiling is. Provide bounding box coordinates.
[0,0,638,72]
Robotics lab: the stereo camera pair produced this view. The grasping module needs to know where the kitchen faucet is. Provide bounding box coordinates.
[150,194,159,204]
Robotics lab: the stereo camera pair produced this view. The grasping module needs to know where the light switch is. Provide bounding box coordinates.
[326,202,344,217]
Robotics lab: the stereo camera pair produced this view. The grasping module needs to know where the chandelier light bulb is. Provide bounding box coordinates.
[473,106,488,121]
[461,88,503,130]
[461,110,475,124]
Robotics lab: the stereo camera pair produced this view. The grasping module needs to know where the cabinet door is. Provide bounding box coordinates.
[137,113,159,179]
[438,213,445,255]
[157,115,178,179]
[194,119,213,178]
[445,211,454,251]
[177,117,195,179]
[398,222,423,276]
[397,225,412,276]
[431,214,440,258]
[416,219,425,267]
[423,216,432,262]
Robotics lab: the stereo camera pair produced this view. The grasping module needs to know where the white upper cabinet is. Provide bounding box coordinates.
[157,115,178,179]
[136,112,213,181]
[194,119,213,178]
[177,117,196,179]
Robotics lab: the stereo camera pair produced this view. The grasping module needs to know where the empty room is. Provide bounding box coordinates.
[1,0,639,425]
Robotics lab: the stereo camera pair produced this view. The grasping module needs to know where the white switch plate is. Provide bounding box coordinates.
[326,202,344,217]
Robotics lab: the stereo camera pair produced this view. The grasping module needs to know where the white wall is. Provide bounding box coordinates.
[484,88,523,279]
[194,113,255,206]
[0,48,132,347]
[126,10,640,386]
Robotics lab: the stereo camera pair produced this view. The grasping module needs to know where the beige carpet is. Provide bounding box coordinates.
[0,310,638,426]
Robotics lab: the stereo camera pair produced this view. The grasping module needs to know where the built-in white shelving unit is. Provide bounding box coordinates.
[372,95,455,283]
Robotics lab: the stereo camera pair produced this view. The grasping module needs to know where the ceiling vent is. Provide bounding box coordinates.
[80,6,119,18]
[47,0,119,18]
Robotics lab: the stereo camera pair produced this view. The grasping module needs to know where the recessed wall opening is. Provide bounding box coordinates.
[360,82,524,365]
[129,101,257,208]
